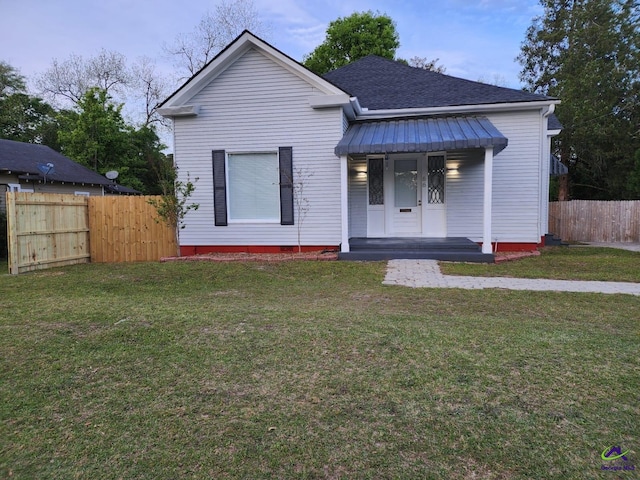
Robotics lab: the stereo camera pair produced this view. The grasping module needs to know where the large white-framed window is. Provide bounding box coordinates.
[226,151,280,222]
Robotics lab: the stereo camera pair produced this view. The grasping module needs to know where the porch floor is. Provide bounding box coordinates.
[339,237,494,263]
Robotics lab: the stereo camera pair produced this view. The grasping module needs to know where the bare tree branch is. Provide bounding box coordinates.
[408,56,446,74]
[163,0,270,78]
[130,56,169,126]
[36,50,130,107]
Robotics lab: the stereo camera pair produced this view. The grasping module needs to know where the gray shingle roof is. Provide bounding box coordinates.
[0,139,112,186]
[323,55,556,110]
[548,114,563,130]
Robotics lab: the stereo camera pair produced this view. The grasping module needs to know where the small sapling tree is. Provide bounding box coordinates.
[148,171,199,255]
[291,167,313,253]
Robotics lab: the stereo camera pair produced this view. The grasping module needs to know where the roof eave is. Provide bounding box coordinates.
[354,99,561,120]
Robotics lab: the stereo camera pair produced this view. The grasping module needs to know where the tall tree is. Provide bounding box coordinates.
[518,0,640,200]
[36,50,130,106]
[36,51,169,127]
[0,61,59,146]
[163,0,268,78]
[57,88,132,173]
[303,11,400,75]
[57,88,173,194]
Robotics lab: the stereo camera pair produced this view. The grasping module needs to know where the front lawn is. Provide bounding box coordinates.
[1,260,638,479]
[441,246,640,282]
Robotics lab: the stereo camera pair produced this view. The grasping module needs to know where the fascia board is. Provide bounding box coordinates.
[354,100,562,120]
[157,105,200,118]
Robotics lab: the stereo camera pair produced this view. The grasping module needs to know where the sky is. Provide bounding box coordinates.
[1,0,544,93]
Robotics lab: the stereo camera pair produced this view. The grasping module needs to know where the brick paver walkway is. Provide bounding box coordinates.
[383,260,640,296]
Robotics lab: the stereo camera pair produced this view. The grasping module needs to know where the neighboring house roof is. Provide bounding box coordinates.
[548,114,563,131]
[550,155,569,176]
[104,183,142,195]
[323,55,557,110]
[336,116,508,156]
[0,138,112,186]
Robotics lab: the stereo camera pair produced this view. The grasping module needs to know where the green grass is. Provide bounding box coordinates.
[441,246,640,282]
[1,260,639,479]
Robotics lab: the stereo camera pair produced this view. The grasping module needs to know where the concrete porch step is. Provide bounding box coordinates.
[340,237,494,263]
[339,250,495,262]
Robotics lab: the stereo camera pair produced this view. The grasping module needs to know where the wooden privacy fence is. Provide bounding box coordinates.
[6,192,90,274]
[6,192,177,274]
[89,196,177,263]
[549,200,640,243]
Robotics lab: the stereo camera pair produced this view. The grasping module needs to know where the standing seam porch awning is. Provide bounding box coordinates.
[335,116,508,156]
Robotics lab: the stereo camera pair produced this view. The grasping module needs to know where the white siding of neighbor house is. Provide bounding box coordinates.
[173,47,345,247]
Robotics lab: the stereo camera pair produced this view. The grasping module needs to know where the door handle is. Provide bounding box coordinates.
[418,200,422,206]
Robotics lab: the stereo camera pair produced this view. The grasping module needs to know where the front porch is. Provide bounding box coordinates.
[338,237,495,263]
[337,116,509,258]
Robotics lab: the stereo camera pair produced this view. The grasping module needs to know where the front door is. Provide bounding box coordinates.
[376,154,447,237]
[386,157,422,235]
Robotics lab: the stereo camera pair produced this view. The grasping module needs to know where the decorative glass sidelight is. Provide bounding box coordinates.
[368,158,384,205]
[428,156,445,204]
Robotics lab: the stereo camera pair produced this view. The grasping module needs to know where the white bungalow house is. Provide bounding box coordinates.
[159,31,561,261]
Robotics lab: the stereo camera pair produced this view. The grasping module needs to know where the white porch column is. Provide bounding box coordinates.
[340,154,350,253]
[482,146,494,254]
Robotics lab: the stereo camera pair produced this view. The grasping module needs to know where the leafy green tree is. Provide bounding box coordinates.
[58,88,131,172]
[0,62,59,146]
[518,0,640,200]
[303,11,400,74]
[57,88,171,193]
[130,125,175,195]
[627,149,640,198]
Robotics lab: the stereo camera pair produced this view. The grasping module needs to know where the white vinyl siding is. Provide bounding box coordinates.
[446,150,484,238]
[173,47,344,247]
[487,111,542,243]
[227,152,279,222]
[447,111,543,243]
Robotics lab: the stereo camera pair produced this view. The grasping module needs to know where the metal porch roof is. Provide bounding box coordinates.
[335,116,508,156]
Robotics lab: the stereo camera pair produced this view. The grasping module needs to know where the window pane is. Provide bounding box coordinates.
[368,158,384,205]
[228,153,280,220]
[428,156,445,204]
[394,159,417,207]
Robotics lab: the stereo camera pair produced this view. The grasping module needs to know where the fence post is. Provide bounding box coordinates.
[6,192,18,275]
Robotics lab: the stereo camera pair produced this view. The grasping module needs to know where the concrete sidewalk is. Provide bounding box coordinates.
[383,259,640,296]
[580,242,640,252]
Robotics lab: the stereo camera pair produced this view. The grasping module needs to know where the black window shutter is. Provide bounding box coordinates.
[279,146,294,225]
[212,150,227,226]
